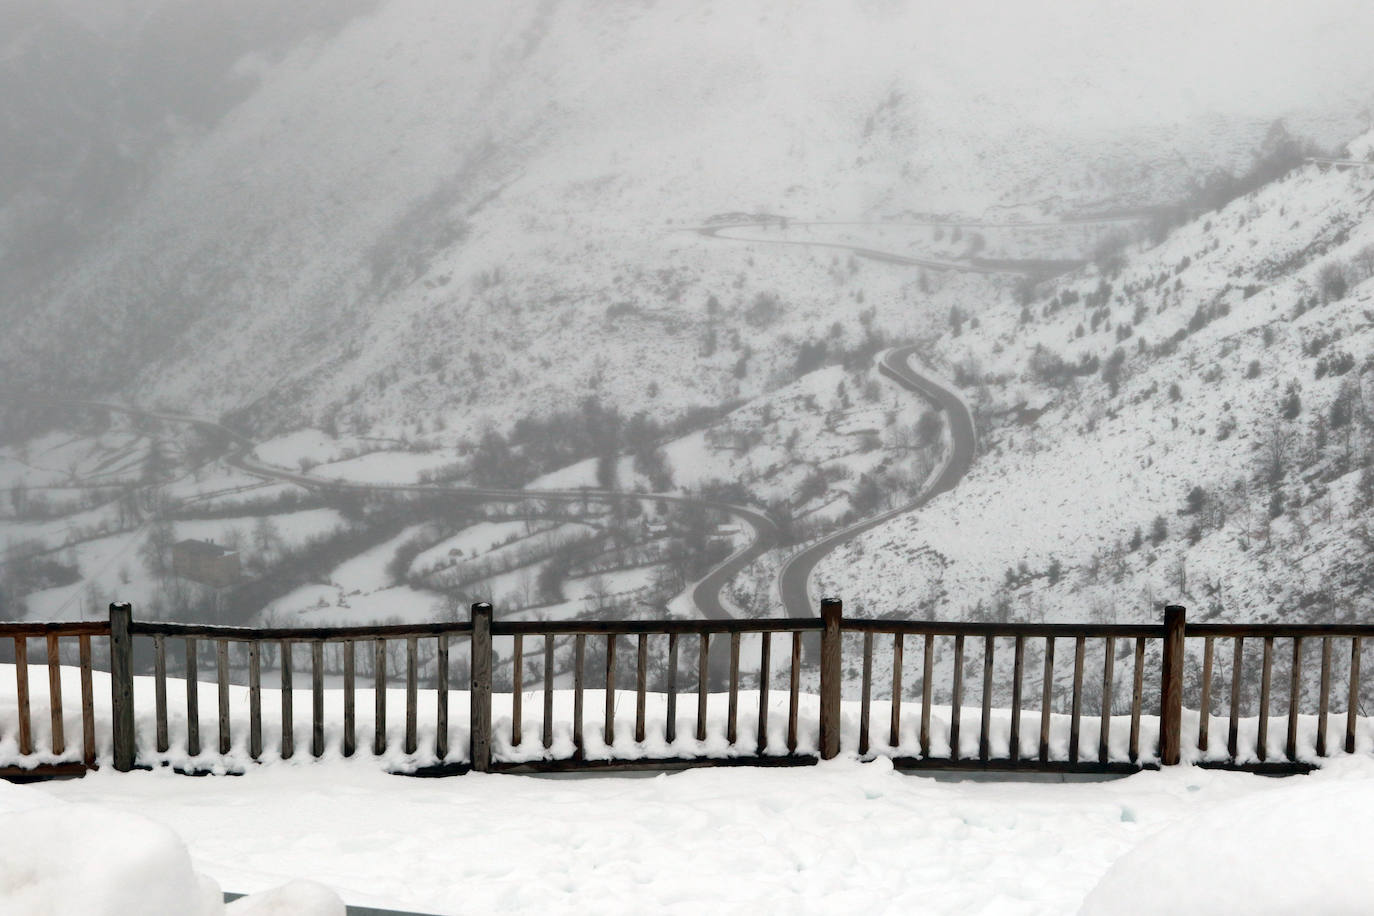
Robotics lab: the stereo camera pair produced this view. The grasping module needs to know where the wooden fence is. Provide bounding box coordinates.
[1,601,1371,778]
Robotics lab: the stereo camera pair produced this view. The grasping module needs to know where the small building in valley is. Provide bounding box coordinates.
[171,539,241,589]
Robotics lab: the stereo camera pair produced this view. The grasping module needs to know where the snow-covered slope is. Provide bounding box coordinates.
[7,0,1374,440]
[814,144,1374,624]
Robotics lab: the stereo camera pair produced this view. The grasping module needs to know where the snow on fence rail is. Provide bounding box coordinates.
[2,602,1373,778]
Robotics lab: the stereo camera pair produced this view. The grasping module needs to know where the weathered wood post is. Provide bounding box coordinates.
[470,602,493,772]
[109,602,136,772]
[1159,604,1187,765]
[819,597,843,760]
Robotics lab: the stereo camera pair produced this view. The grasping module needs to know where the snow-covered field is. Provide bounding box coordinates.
[9,756,1374,914]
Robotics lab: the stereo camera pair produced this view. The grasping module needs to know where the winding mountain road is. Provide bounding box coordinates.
[1306,156,1374,170]
[775,345,976,618]
[701,211,1165,616]
[697,223,1083,279]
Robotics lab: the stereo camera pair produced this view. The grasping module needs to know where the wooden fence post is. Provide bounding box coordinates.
[1159,604,1186,765]
[470,602,493,772]
[819,597,843,760]
[109,602,136,772]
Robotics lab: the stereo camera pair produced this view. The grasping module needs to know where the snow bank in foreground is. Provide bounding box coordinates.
[0,780,342,916]
[0,788,221,916]
[34,757,1374,915]
[1080,759,1374,915]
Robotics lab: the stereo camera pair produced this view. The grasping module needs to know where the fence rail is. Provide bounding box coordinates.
[1,601,1371,779]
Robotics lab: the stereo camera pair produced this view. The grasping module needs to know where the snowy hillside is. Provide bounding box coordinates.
[6,0,1374,441]
[813,147,1374,626]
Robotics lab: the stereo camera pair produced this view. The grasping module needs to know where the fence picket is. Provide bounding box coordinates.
[757,634,771,755]
[921,634,934,758]
[1069,636,1084,764]
[1009,636,1023,762]
[79,634,95,767]
[1258,636,1273,762]
[154,635,169,754]
[950,635,964,759]
[46,635,64,755]
[890,634,904,749]
[727,632,740,745]
[280,640,293,760]
[1317,637,1331,757]
[1039,637,1054,763]
[1130,637,1145,763]
[373,638,386,756]
[249,642,262,760]
[604,634,616,746]
[696,633,709,742]
[573,634,585,758]
[859,631,873,755]
[545,636,556,750]
[1098,637,1114,765]
[186,637,200,757]
[788,632,801,754]
[14,637,31,756]
[1347,637,1361,755]
[405,636,418,755]
[666,633,679,744]
[436,635,449,760]
[1229,637,1244,760]
[341,641,354,758]
[636,634,648,744]
[1198,636,1213,754]
[217,639,230,755]
[313,641,325,758]
[511,634,523,747]
[979,635,995,762]
[1286,638,1302,761]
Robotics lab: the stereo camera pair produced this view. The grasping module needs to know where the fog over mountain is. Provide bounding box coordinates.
[2,0,1374,641]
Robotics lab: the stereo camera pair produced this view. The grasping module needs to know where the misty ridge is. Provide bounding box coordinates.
[2,0,1374,701]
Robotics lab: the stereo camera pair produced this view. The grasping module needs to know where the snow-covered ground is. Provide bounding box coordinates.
[14,756,1374,914]
[0,779,343,915]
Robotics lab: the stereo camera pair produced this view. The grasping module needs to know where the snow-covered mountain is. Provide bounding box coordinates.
[6,0,1374,440]
[812,140,1374,624]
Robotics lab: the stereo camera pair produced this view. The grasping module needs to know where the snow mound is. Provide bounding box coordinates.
[226,880,345,915]
[0,803,223,916]
[0,781,344,916]
[1080,767,1374,914]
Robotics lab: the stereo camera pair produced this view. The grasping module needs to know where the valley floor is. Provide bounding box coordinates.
[22,756,1374,914]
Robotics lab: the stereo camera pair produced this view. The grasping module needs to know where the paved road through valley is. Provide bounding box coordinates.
[774,345,977,618]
